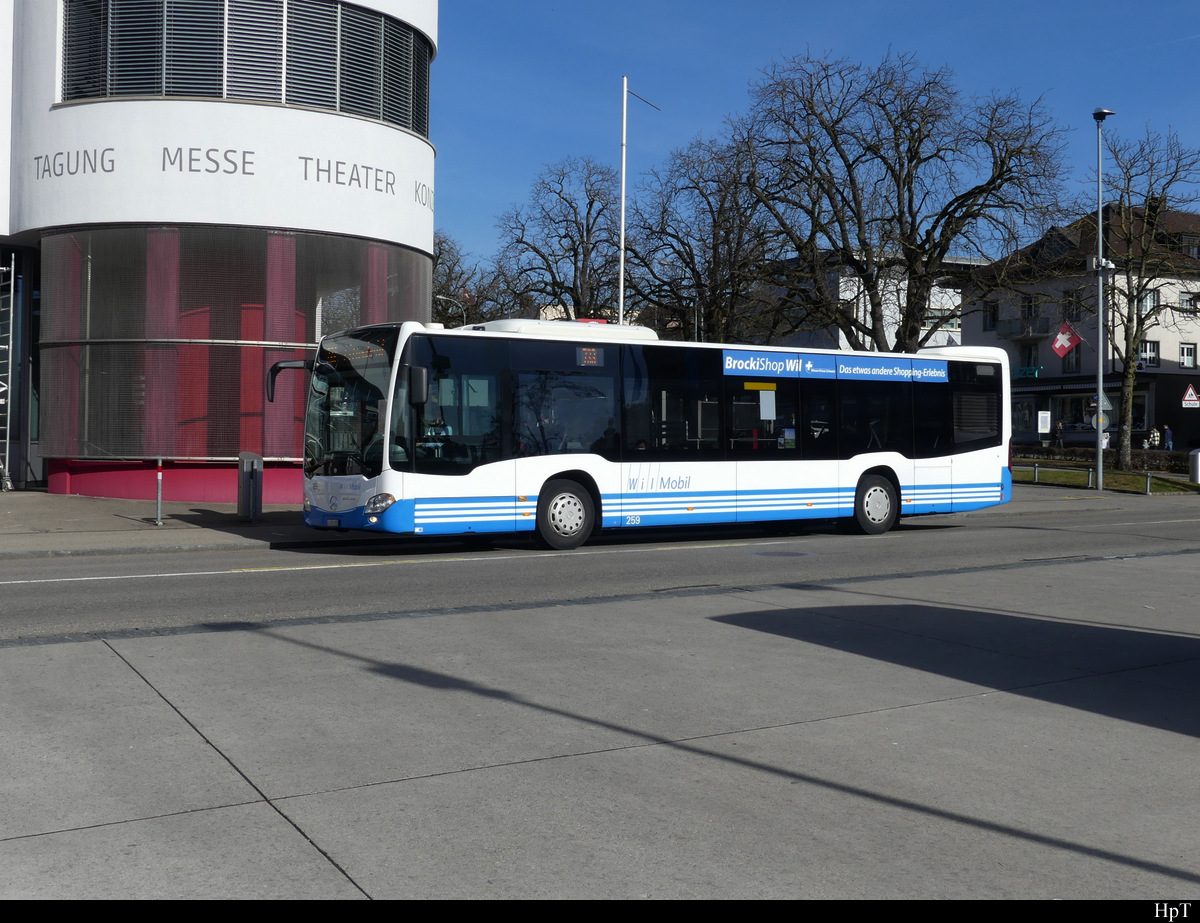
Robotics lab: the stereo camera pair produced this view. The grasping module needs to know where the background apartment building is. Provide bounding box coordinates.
[962,208,1200,449]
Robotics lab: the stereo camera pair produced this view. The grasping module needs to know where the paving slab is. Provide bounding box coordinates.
[0,642,257,839]
[0,803,365,899]
[104,587,1095,800]
[277,681,1198,899]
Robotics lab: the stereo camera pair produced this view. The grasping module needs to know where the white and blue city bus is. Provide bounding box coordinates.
[268,319,1011,549]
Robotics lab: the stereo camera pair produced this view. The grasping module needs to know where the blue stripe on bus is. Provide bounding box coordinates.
[607,487,851,524]
[410,495,537,534]
[314,478,1008,534]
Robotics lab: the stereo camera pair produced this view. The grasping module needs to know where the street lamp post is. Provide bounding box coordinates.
[434,294,466,327]
[1093,107,1115,491]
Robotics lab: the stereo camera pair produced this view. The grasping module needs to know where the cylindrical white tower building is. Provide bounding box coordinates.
[1,0,437,501]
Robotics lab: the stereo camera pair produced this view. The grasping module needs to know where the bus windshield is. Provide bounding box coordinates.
[304,328,399,478]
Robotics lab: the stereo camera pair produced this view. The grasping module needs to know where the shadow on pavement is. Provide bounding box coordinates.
[715,599,1200,739]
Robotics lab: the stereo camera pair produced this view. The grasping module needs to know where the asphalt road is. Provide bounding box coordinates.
[2,504,1198,642]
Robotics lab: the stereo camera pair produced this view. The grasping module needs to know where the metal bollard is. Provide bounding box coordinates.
[155,458,163,525]
[237,452,263,523]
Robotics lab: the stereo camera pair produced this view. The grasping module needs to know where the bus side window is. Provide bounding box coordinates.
[799,380,838,460]
[725,379,798,457]
[913,382,952,457]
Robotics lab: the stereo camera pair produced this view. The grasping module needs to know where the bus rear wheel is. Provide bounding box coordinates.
[536,479,595,550]
[853,475,899,535]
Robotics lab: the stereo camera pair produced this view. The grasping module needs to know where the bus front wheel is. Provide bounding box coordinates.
[536,479,595,550]
[853,475,898,535]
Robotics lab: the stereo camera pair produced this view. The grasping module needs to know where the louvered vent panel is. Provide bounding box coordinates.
[227,0,283,101]
[381,19,412,129]
[60,0,431,138]
[164,0,223,96]
[285,0,337,109]
[339,5,382,119]
[109,0,164,95]
[63,0,108,100]
[412,33,430,136]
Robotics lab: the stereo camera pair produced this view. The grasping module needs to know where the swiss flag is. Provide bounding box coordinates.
[1051,322,1082,358]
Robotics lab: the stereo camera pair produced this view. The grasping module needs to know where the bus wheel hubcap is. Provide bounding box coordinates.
[549,494,585,536]
[863,486,890,523]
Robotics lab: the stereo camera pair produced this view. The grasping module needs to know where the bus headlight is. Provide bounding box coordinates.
[365,493,396,514]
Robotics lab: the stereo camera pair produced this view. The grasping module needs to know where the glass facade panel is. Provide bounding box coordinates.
[39,226,431,461]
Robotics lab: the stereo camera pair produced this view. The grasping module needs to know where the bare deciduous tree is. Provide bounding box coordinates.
[738,52,1067,352]
[495,157,620,321]
[1094,128,1200,468]
[628,138,787,342]
[432,230,482,325]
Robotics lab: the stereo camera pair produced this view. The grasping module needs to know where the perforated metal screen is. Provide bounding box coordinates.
[39,226,431,460]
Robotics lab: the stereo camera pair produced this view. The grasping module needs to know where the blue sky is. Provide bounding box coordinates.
[431,0,1200,262]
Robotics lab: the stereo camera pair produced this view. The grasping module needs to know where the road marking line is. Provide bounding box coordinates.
[0,538,808,586]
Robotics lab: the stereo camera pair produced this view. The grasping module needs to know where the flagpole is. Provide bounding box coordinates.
[617,77,659,326]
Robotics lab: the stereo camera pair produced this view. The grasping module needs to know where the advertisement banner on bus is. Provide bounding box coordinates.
[721,349,840,379]
[722,350,947,383]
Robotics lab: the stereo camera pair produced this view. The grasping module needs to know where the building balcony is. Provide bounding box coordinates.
[996,317,1052,340]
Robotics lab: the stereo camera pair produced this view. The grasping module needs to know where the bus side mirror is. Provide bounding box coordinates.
[409,366,429,405]
[267,359,313,402]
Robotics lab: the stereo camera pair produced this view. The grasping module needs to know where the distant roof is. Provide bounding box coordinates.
[978,202,1200,282]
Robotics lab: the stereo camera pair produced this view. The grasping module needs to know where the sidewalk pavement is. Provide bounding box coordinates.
[0,482,1186,558]
[2,484,1199,898]
[0,489,356,558]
